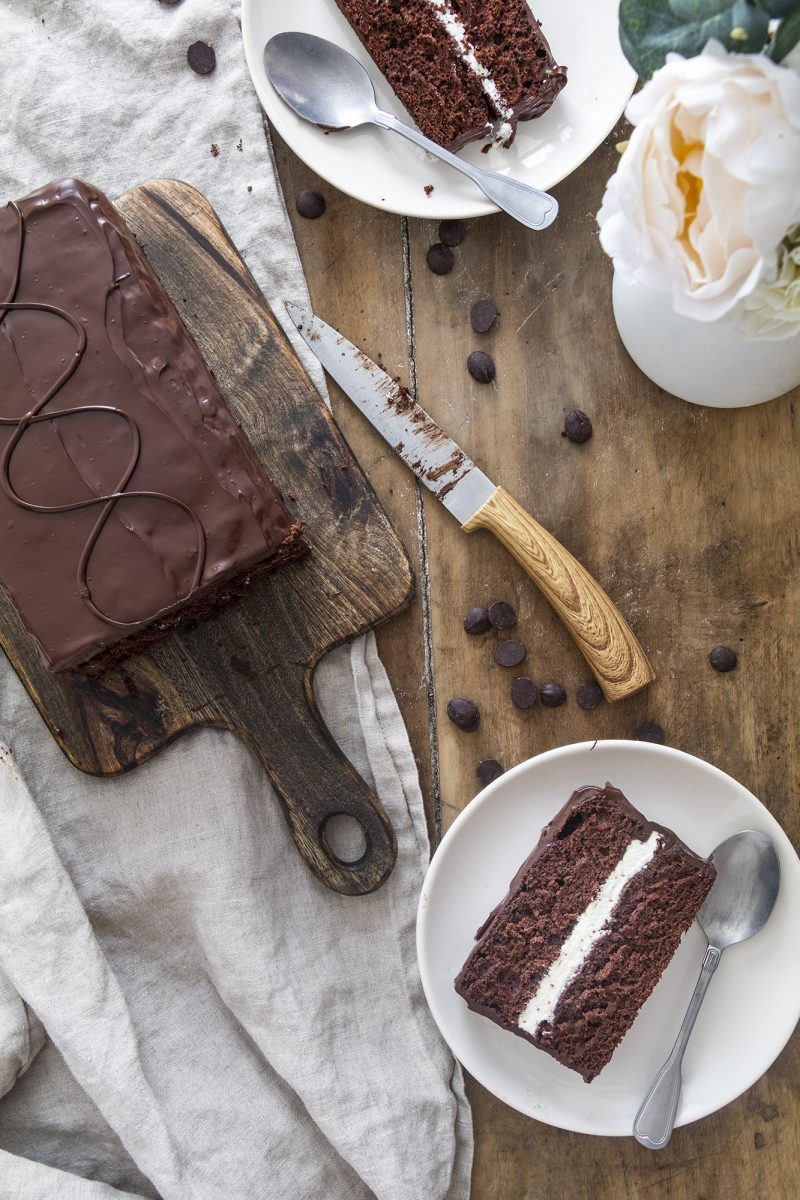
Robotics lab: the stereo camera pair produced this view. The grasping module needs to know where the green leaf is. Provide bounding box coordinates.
[668,1,735,17]
[769,8,800,57]
[620,0,772,78]
[761,0,800,18]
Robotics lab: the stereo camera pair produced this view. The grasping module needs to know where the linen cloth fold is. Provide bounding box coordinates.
[0,2,472,1196]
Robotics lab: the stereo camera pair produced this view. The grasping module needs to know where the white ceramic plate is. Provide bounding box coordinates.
[417,741,800,1136]
[241,0,636,219]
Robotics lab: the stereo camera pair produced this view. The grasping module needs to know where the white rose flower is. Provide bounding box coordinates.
[597,41,800,323]
[739,223,800,338]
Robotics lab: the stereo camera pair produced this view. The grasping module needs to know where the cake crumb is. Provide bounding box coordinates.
[246,185,252,193]
[286,490,298,502]
[424,184,434,196]
[236,138,243,151]
[210,143,220,157]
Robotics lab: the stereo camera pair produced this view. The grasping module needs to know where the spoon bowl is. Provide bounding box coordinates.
[264,32,377,129]
[699,830,780,950]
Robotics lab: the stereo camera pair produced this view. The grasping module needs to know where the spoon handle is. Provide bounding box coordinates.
[372,110,558,231]
[633,945,722,1150]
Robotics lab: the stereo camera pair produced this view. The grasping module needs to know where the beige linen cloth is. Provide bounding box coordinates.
[0,2,472,1196]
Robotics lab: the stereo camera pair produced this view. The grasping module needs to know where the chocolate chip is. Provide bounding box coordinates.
[187,41,216,75]
[488,601,516,630]
[424,184,434,196]
[563,410,593,444]
[467,350,495,384]
[296,190,326,219]
[464,606,490,635]
[510,676,537,709]
[470,298,498,334]
[540,682,567,708]
[633,722,666,744]
[426,243,454,275]
[476,759,504,787]
[494,639,526,668]
[447,698,480,732]
[710,645,737,673]
[576,681,603,710]
[439,219,465,246]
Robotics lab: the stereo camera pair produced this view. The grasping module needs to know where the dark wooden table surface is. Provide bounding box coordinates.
[272,125,800,1200]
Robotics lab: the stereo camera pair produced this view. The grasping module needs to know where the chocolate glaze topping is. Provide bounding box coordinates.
[0,179,299,672]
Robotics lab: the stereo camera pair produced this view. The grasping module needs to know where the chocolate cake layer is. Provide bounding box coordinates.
[455,784,715,1082]
[0,179,307,674]
[334,0,567,151]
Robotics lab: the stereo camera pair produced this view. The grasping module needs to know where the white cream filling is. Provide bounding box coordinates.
[425,0,515,122]
[518,832,662,1037]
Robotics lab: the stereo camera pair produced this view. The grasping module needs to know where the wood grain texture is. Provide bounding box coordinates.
[274,118,800,1197]
[0,179,414,896]
[463,485,654,700]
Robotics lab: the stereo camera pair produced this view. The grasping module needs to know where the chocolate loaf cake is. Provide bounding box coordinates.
[334,0,567,151]
[0,179,308,674]
[455,784,716,1082]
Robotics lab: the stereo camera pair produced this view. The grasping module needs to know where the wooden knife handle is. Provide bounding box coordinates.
[462,486,654,702]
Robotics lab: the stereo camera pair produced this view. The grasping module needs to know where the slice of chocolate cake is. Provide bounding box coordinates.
[0,179,308,674]
[455,784,715,1082]
[334,0,567,151]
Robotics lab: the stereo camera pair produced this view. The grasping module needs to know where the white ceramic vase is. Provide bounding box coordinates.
[612,271,800,409]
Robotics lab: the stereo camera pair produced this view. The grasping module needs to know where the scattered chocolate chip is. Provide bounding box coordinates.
[424,184,434,196]
[246,185,253,193]
[488,601,516,630]
[494,639,526,668]
[510,676,537,709]
[439,219,466,246]
[426,243,454,275]
[576,680,603,710]
[562,410,593,444]
[463,606,491,635]
[210,143,220,158]
[446,697,480,732]
[296,189,326,219]
[187,41,216,75]
[467,350,495,384]
[633,721,666,744]
[540,682,567,708]
[710,645,737,673]
[470,298,498,334]
[476,759,504,787]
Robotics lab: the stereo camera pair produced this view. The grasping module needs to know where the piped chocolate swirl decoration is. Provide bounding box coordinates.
[0,201,206,630]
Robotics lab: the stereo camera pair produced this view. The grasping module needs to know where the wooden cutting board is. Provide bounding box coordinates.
[0,179,414,896]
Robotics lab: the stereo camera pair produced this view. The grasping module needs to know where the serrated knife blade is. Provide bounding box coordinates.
[286,302,655,703]
[285,303,495,525]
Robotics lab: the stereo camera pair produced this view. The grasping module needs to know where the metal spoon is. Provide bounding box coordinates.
[633,830,780,1150]
[263,32,558,231]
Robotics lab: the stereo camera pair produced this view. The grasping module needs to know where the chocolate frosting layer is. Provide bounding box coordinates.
[0,179,296,672]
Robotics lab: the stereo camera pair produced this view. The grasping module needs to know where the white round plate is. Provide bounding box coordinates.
[417,741,800,1135]
[241,1,636,219]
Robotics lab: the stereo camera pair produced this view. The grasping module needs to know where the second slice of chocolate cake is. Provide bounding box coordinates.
[455,784,715,1082]
[0,179,308,674]
[334,0,567,151]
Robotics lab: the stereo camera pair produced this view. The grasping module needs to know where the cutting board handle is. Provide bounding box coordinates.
[227,665,397,896]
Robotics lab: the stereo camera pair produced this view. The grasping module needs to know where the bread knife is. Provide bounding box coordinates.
[286,303,654,702]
